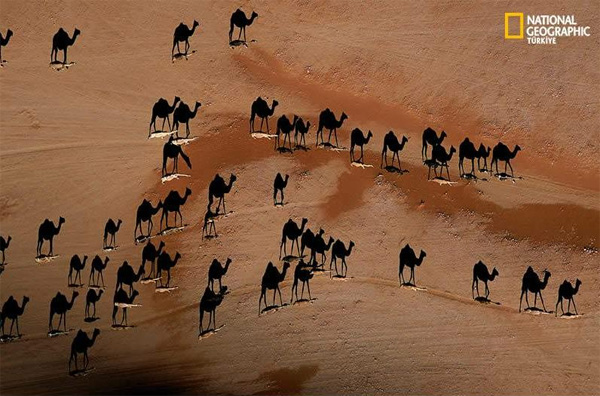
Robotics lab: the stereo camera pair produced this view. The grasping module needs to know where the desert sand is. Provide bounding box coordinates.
[0,0,599,395]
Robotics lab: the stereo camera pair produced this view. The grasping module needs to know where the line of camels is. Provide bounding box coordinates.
[0,7,259,68]
[248,98,522,180]
[0,8,581,381]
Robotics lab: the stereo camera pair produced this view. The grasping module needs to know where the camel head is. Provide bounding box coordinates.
[513,145,522,156]
[22,296,30,306]
[367,130,373,139]
[340,112,348,122]
[156,200,164,209]
[306,121,311,129]
[193,20,200,28]
[83,255,88,262]
[284,174,289,183]
[418,250,427,262]
[92,328,101,338]
[6,236,11,244]
[251,11,259,19]
[271,100,279,110]
[98,290,104,298]
[449,146,456,155]
[5,29,13,40]
[219,286,228,295]
[59,216,66,225]
[575,279,582,287]
[71,290,80,300]
[292,115,299,125]
[131,290,140,300]
[225,257,232,266]
[117,219,123,227]
[173,96,181,104]
[300,218,309,229]
[194,101,202,110]
[440,131,447,140]
[174,252,182,263]
[402,135,409,144]
[158,241,166,250]
[229,173,238,185]
[491,268,499,277]
[318,228,325,236]
[282,262,291,271]
[185,187,192,197]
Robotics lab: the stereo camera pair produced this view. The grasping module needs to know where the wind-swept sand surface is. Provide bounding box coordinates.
[0,1,598,395]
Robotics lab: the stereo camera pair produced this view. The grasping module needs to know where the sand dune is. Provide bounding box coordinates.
[0,1,598,395]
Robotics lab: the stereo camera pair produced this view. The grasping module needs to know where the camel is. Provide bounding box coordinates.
[301,228,324,258]
[273,173,289,205]
[199,286,227,334]
[0,29,13,63]
[141,240,165,279]
[112,288,139,326]
[421,127,447,160]
[258,262,290,314]
[134,199,162,241]
[249,97,278,133]
[350,128,373,163]
[69,328,100,373]
[160,187,192,230]
[275,115,298,151]
[279,218,309,259]
[149,96,181,136]
[294,118,311,147]
[208,173,237,213]
[173,101,201,138]
[208,258,232,291]
[37,216,65,257]
[291,260,314,303]
[491,142,521,177]
[162,136,192,177]
[555,279,582,316]
[458,138,478,177]
[156,251,181,288]
[229,9,258,43]
[88,255,109,287]
[0,235,11,264]
[51,28,80,64]
[103,218,122,249]
[477,144,491,172]
[398,244,426,286]
[471,261,499,300]
[172,20,199,57]
[1,296,29,337]
[316,108,348,147]
[116,261,145,296]
[311,235,334,269]
[49,291,79,332]
[330,240,355,278]
[430,144,456,180]
[85,289,103,319]
[68,254,88,287]
[519,266,551,312]
[381,131,409,170]
[202,203,219,239]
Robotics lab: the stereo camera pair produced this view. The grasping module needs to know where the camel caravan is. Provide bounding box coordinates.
[0,7,586,380]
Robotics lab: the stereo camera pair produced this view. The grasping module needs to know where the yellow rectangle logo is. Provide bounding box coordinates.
[505,12,524,39]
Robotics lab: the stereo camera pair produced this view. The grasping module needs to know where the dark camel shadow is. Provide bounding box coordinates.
[294,145,310,152]
[171,50,196,61]
[230,39,256,47]
[495,172,524,181]
[261,303,289,314]
[111,324,136,330]
[198,325,226,340]
[474,296,500,305]
[67,283,84,288]
[282,255,304,262]
[384,165,409,174]
[331,274,347,279]
[276,147,293,154]
[559,312,583,319]
[292,297,317,305]
[84,317,100,323]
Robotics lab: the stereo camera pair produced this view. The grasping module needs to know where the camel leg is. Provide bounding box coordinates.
[84,351,89,370]
[508,161,514,177]
[484,281,490,299]
[360,146,364,163]
[243,27,247,42]
[572,298,578,315]
[85,302,89,318]
[15,318,20,336]
[471,158,475,175]
[555,297,562,316]
[259,118,264,132]
[166,270,171,288]
[272,289,276,306]
[9,319,14,336]
[258,290,265,315]
[93,303,96,318]
[63,48,67,64]
[100,272,105,287]
[334,130,339,148]
[199,308,204,334]
[539,292,547,312]
[277,286,283,307]
[237,28,242,41]
[266,118,270,133]
[49,238,54,256]
[88,270,94,286]
[301,282,305,300]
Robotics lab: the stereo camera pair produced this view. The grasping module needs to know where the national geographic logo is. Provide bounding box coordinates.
[505,13,591,44]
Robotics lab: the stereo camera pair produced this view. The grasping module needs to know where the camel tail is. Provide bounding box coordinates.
[181,151,192,169]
